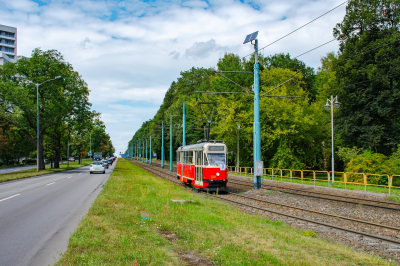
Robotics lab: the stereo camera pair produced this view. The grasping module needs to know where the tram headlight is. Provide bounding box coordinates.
[216,172,220,177]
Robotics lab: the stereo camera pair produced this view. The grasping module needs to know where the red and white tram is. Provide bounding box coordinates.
[176,141,228,191]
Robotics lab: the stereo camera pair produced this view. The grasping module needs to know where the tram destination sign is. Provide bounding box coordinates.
[209,146,224,151]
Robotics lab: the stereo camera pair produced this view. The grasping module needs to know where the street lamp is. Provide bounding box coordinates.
[237,124,240,173]
[324,95,340,183]
[29,76,61,172]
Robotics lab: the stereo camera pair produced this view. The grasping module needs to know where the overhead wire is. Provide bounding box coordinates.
[244,0,348,58]
[341,70,400,88]
[294,39,336,59]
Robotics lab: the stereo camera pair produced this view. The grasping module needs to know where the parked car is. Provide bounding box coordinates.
[101,160,109,169]
[69,157,75,162]
[90,161,105,174]
[108,159,113,165]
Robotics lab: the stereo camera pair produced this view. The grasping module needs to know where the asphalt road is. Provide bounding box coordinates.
[0,159,116,266]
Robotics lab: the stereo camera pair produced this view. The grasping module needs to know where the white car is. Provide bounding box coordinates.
[90,161,105,174]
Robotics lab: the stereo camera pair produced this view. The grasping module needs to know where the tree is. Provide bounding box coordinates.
[0,48,91,169]
[333,0,400,155]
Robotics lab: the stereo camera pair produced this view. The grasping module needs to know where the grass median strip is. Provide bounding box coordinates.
[57,158,391,265]
[0,161,91,184]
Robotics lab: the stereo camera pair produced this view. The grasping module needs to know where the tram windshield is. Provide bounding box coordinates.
[206,153,226,166]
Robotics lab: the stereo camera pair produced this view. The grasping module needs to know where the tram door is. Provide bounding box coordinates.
[180,152,184,182]
[195,151,203,186]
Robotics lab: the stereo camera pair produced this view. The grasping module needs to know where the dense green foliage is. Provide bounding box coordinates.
[334,0,400,154]
[0,48,114,168]
[127,0,400,173]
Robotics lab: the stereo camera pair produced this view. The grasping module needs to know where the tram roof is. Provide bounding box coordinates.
[177,141,225,151]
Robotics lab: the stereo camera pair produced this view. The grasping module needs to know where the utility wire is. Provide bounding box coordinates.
[334,37,400,64]
[215,71,250,93]
[294,39,336,59]
[244,0,348,58]
[341,70,400,88]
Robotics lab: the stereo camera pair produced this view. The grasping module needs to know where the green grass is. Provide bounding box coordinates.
[56,158,392,265]
[0,160,92,184]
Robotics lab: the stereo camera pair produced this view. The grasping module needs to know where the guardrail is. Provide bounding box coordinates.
[228,166,399,195]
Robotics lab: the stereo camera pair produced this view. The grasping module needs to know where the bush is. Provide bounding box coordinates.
[345,151,391,185]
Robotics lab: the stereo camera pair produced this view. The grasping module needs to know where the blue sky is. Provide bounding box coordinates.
[0,0,347,154]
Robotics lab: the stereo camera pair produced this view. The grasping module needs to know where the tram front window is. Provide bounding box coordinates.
[206,153,226,166]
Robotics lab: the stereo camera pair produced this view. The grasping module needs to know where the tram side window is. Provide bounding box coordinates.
[184,151,194,164]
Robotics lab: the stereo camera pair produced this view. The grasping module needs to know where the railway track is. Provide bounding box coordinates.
[131,159,400,247]
[228,178,400,211]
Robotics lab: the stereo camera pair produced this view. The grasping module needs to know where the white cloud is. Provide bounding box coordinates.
[182,0,208,8]
[1,0,347,154]
[184,39,229,59]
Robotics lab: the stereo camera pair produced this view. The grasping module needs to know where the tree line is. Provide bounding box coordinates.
[128,0,400,180]
[0,48,114,169]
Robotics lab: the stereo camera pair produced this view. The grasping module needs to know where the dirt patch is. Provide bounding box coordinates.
[158,230,179,242]
[158,230,214,266]
[178,251,214,266]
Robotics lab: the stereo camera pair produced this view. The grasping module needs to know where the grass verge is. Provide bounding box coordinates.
[57,158,391,265]
[0,160,92,184]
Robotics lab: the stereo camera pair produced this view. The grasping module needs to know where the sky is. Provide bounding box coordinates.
[0,0,347,155]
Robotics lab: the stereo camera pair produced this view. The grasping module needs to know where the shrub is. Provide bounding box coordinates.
[345,151,391,185]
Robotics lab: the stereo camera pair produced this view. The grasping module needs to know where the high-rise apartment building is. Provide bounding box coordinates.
[0,24,17,65]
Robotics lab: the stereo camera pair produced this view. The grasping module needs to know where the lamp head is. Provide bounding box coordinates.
[324,101,330,111]
[334,98,340,109]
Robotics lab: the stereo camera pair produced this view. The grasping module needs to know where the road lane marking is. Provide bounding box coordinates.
[46,182,56,186]
[0,194,20,202]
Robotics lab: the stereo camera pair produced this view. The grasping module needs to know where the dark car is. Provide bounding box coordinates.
[101,160,109,169]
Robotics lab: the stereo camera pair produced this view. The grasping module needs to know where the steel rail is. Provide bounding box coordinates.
[207,193,400,246]
[229,178,400,211]
[130,160,400,246]
[228,192,400,232]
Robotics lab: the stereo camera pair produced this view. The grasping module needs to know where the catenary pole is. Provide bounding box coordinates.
[183,103,186,146]
[150,136,152,165]
[37,83,39,172]
[170,116,173,172]
[146,139,148,163]
[331,95,335,183]
[162,121,164,168]
[237,124,240,172]
[142,140,144,162]
[254,39,262,189]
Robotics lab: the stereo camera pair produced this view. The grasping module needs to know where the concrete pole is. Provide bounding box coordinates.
[170,116,173,172]
[67,141,69,168]
[183,103,186,146]
[150,136,152,165]
[146,139,148,163]
[331,95,335,183]
[254,39,262,189]
[237,124,240,172]
[162,121,164,168]
[37,83,39,172]
[142,140,144,162]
